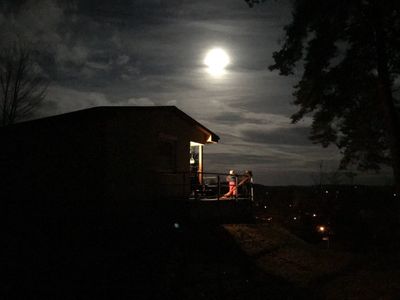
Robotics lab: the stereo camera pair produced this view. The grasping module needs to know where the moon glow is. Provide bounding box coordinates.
[204,48,230,77]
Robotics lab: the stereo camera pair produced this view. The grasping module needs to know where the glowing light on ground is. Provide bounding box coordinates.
[204,48,230,77]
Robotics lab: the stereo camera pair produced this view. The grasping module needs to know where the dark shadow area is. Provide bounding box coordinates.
[5,204,307,299]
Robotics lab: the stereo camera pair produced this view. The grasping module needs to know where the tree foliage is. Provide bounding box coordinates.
[0,45,48,126]
[248,0,400,188]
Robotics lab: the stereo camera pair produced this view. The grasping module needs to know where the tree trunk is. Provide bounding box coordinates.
[373,6,400,193]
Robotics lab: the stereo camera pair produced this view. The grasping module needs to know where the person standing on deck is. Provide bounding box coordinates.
[221,170,237,199]
[238,170,253,198]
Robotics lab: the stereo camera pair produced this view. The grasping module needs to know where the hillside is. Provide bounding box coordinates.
[225,223,400,299]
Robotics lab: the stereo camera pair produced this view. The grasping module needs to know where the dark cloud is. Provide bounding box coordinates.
[212,111,271,125]
[212,112,244,124]
[205,152,279,166]
[241,126,313,146]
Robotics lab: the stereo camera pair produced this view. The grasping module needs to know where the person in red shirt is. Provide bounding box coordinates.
[221,170,237,199]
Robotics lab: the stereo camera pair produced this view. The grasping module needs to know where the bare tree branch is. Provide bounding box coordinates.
[0,45,48,126]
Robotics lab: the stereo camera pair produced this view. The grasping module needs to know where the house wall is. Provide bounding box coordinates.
[1,112,108,221]
[101,108,207,208]
[1,107,214,220]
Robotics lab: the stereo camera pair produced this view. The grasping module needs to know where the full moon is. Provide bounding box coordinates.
[204,48,230,77]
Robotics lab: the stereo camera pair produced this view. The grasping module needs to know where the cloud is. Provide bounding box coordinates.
[85,61,111,71]
[0,0,64,48]
[165,99,178,106]
[241,126,312,146]
[212,112,246,124]
[115,54,130,65]
[42,85,110,116]
[55,44,89,66]
[125,97,155,106]
[43,85,159,115]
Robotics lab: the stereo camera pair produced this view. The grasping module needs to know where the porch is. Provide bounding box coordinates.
[157,171,253,203]
[188,142,253,201]
[189,172,254,202]
[156,170,254,222]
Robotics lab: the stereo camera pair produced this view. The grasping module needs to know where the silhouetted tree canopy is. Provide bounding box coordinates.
[249,0,400,189]
[0,45,48,126]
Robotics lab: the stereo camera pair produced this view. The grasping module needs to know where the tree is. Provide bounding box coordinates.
[0,45,48,126]
[248,0,400,191]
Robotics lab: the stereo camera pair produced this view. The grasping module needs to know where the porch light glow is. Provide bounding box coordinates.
[207,134,217,143]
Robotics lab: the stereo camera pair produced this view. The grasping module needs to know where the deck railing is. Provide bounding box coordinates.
[157,171,253,201]
[192,172,253,201]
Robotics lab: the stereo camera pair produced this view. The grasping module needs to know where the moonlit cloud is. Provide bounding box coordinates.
[125,97,155,106]
[42,85,110,115]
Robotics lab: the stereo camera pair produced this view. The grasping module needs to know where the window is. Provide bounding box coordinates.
[157,135,177,172]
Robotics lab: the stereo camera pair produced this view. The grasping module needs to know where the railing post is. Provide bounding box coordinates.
[217,175,220,200]
[250,177,254,201]
[235,175,238,201]
[182,171,185,199]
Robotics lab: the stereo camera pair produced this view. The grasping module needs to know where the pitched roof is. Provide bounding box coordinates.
[2,106,220,143]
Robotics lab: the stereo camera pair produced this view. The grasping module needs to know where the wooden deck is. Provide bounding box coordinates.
[189,197,252,201]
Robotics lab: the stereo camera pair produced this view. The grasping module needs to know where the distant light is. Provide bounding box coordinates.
[318,226,326,233]
[293,217,297,220]
[394,193,397,197]
[264,206,267,209]
[325,190,329,194]
[173,222,180,229]
[312,213,317,217]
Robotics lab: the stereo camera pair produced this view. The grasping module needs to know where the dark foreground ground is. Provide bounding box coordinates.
[5,217,306,299]
[5,211,400,299]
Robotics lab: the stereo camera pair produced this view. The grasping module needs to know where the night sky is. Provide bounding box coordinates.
[0,0,392,185]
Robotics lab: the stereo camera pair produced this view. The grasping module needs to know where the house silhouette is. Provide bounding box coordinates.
[1,106,219,220]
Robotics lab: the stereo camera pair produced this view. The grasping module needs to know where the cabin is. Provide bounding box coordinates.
[1,106,253,223]
[1,107,220,216]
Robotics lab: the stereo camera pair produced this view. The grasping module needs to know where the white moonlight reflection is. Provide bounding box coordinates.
[204,48,230,77]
